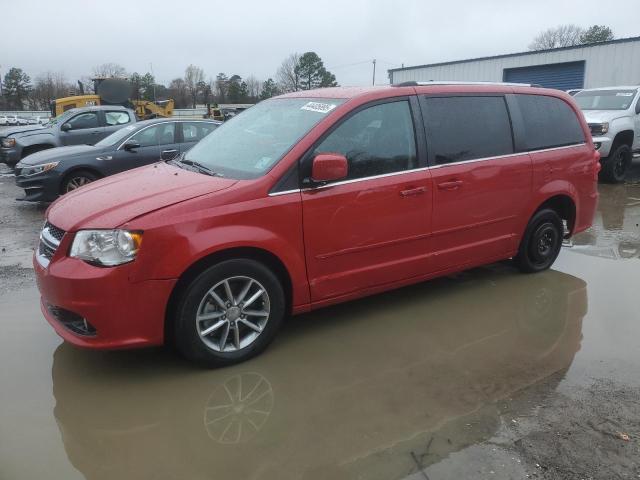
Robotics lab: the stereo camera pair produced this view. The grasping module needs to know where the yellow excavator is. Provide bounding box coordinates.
[51,78,174,119]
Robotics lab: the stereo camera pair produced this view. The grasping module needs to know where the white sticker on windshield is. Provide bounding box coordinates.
[616,92,633,96]
[301,102,337,114]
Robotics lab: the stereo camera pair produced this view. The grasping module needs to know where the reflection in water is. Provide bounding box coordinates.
[572,183,640,260]
[204,372,274,444]
[52,266,587,480]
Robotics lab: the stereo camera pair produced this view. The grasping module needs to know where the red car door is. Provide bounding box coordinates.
[421,95,532,273]
[301,99,433,302]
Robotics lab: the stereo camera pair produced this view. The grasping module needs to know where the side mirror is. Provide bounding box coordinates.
[61,123,72,132]
[123,140,141,151]
[311,153,348,183]
[635,102,640,115]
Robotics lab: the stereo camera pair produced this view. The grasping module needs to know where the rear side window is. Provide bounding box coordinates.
[105,111,131,126]
[423,96,513,165]
[182,122,218,143]
[513,95,585,150]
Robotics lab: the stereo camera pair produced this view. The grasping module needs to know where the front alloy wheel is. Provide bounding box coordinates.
[174,259,285,367]
[196,276,270,352]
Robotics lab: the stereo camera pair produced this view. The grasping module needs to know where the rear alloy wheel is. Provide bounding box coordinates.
[600,144,631,184]
[62,170,98,194]
[514,209,563,273]
[175,259,285,367]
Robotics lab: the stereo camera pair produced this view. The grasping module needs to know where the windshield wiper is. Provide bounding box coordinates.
[172,154,223,177]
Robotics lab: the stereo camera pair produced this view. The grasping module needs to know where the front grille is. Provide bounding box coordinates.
[46,304,97,336]
[37,221,65,266]
[44,222,65,242]
[39,241,56,260]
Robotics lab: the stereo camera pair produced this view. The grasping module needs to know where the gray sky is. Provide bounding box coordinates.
[3,0,638,87]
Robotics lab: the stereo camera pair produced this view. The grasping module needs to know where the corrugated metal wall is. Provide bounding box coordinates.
[503,61,585,89]
[390,39,640,88]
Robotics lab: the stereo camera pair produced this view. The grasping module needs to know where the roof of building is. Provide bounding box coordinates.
[389,35,640,73]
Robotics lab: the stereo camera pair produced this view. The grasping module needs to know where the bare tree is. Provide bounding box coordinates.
[32,72,72,109]
[168,78,190,108]
[529,25,585,50]
[245,75,262,101]
[276,53,300,93]
[184,64,205,108]
[91,62,127,78]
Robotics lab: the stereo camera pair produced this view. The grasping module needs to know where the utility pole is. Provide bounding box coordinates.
[372,59,376,86]
[150,62,157,102]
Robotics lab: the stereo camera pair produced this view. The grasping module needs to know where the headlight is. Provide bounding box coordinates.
[21,162,59,176]
[1,137,16,148]
[70,229,143,266]
[589,122,609,136]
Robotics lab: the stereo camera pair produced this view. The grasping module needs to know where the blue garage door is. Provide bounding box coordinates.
[503,61,585,91]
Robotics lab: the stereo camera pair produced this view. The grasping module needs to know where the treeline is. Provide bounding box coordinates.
[0,52,338,111]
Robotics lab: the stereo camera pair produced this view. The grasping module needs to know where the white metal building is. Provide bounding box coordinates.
[388,36,640,90]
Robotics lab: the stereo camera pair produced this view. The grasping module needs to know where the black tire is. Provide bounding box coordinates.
[174,259,285,367]
[600,144,631,184]
[61,170,99,194]
[514,209,563,273]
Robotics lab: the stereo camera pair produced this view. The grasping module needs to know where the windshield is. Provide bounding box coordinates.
[575,89,638,110]
[95,124,138,147]
[46,109,77,126]
[183,98,346,179]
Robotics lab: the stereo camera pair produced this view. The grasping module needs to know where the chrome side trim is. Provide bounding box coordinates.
[302,167,430,191]
[268,189,301,197]
[428,151,529,169]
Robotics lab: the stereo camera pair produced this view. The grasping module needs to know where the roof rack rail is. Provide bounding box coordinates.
[393,80,540,87]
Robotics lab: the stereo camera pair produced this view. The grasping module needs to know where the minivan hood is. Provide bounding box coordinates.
[47,162,238,231]
[18,145,103,165]
[582,110,628,123]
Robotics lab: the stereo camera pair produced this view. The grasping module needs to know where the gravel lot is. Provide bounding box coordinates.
[0,162,639,480]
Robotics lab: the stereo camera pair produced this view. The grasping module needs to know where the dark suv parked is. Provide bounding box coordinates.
[15,118,220,201]
[0,106,136,166]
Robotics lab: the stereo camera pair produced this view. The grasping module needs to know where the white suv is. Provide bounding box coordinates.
[574,87,640,183]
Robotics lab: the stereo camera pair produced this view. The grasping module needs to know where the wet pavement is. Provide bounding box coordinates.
[1,162,639,479]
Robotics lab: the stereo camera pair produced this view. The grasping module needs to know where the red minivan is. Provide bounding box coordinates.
[35,83,599,366]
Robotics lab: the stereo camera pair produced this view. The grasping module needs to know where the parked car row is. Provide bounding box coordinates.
[30,83,599,367]
[0,114,48,126]
[14,117,220,201]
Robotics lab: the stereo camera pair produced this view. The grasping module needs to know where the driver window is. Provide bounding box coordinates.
[65,112,99,130]
[130,123,175,147]
[313,101,417,181]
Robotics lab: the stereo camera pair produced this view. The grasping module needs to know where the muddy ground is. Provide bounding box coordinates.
[1,162,639,479]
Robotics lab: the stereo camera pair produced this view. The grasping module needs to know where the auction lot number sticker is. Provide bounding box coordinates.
[301,102,337,114]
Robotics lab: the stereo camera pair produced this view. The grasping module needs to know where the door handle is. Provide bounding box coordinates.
[161,149,178,160]
[437,180,463,190]
[400,186,427,197]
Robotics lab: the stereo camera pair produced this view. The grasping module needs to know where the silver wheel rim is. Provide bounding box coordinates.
[196,275,270,352]
[65,176,92,192]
